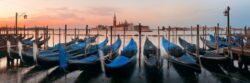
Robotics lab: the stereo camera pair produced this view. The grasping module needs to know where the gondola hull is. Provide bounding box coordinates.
[9,49,21,59]
[200,56,231,65]
[105,38,137,77]
[68,36,121,71]
[170,58,201,74]
[68,52,119,71]
[21,52,34,64]
[143,37,163,76]
[105,56,136,77]
[0,50,7,58]
[162,37,201,73]
[179,37,232,67]
[37,56,60,68]
[144,58,163,76]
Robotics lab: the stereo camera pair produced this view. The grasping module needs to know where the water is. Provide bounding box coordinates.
[0,30,249,83]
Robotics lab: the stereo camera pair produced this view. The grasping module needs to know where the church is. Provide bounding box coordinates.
[95,14,151,32]
[113,14,151,32]
[112,14,134,31]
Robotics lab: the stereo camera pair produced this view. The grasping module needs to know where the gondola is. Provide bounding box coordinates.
[21,35,34,43]
[20,34,26,40]
[202,34,240,50]
[105,38,137,77]
[178,37,205,55]
[143,37,163,76]
[0,35,33,58]
[0,50,6,58]
[231,34,245,47]
[21,36,50,47]
[35,36,107,68]
[68,36,122,71]
[47,37,82,51]
[179,37,232,66]
[21,36,43,44]
[7,36,51,59]
[20,36,99,65]
[209,34,227,43]
[162,37,201,73]
[201,37,224,50]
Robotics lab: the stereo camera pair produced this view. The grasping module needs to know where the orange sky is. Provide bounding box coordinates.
[0,0,249,28]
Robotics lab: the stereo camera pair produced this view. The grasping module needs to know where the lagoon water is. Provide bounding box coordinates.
[0,30,249,83]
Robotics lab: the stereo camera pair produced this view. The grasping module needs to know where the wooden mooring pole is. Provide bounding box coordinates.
[86,25,88,38]
[196,25,201,66]
[191,26,193,43]
[205,25,207,50]
[139,23,142,72]
[59,28,61,44]
[85,25,88,56]
[24,25,26,36]
[74,28,77,39]
[175,28,177,44]
[157,26,160,68]
[65,25,67,44]
[106,29,108,38]
[123,26,126,48]
[52,29,55,46]
[244,26,247,36]
[167,26,171,69]
[216,24,219,53]
[184,28,186,40]
[202,26,205,49]
[109,26,113,59]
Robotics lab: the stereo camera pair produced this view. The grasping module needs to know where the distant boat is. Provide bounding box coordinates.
[105,38,137,77]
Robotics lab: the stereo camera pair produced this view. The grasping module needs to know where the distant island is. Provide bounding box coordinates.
[91,14,151,32]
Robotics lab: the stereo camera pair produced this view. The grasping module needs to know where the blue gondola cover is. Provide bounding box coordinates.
[59,45,68,69]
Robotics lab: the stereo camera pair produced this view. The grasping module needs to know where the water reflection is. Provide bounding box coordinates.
[21,66,53,83]
[172,64,199,83]
[39,66,77,83]
[202,62,231,83]
[144,63,163,83]
[109,61,136,83]
[75,70,102,83]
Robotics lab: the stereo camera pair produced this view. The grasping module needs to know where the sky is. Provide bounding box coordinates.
[0,0,249,28]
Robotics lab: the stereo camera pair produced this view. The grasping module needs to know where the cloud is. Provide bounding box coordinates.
[0,6,121,27]
[87,7,120,16]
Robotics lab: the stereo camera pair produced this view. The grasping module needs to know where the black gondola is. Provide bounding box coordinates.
[179,37,232,66]
[162,37,201,73]
[143,37,163,76]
